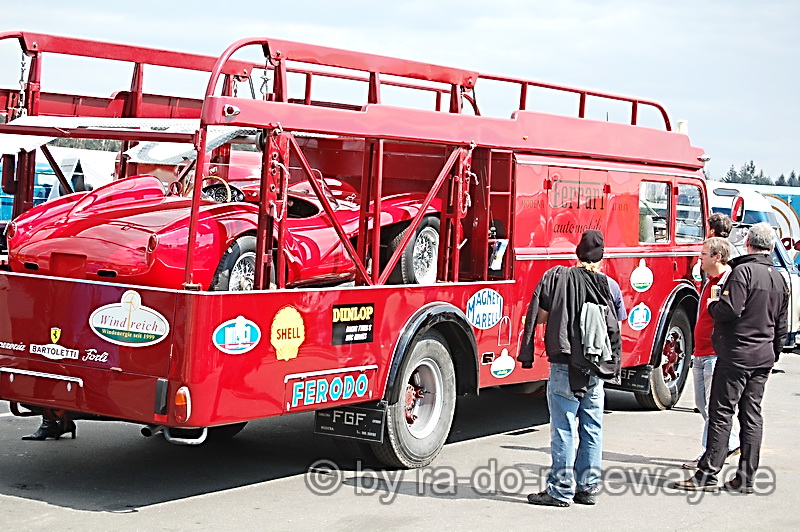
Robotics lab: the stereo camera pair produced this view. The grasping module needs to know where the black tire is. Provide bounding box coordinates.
[386,216,440,285]
[210,235,270,291]
[635,307,693,410]
[371,330,456,468]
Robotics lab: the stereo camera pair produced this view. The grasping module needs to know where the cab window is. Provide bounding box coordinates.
[639,181,670,243]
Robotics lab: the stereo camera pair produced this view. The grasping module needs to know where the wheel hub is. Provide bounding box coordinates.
[661,330,684,382]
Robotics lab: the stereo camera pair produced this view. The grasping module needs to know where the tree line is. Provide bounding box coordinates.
[713,160,800,187]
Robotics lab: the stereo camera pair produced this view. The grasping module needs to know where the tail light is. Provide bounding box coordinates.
[147,234,159,253]
[174,386,192,424]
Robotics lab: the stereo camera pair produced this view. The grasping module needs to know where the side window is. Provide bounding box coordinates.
[676,184,704,243]
[639,181,670,243]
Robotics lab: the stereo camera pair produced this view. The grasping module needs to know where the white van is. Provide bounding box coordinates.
[708,183,799,350]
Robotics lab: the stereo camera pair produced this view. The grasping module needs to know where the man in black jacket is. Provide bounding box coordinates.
[674,222,788,493]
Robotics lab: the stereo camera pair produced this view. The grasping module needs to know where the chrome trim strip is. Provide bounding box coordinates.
[284,364,379,383]
[516,252,700,261]
[516,158,702,178]
[0,368,84,387]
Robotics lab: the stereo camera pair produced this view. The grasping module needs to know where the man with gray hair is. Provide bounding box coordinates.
[674,222,788,493]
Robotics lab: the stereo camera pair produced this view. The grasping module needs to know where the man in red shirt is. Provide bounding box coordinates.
[682,236,740,469]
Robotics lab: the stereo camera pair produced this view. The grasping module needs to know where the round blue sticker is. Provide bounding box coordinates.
[628,303,652,331]
[213,316,261,355]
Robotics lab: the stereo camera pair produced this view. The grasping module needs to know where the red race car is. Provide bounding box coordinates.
[6,151,442,291]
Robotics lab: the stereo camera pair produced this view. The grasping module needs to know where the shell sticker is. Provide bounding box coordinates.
[490,348,515,378]
[89,290,169,347]
[630,259,654,292]
[271,306,305,361]
[628,302,652,331]
[466,288,504,330]
[213,316,261,355]
[692,258,702,282]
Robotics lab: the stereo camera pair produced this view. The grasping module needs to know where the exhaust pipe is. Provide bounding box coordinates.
[141,425,164,438]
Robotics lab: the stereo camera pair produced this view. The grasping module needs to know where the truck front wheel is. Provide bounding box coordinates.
[372,330,456,468]
[635,307,693,410]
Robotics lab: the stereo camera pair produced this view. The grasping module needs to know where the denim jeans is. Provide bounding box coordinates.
[692,355,739,457]
[546,362,604,502]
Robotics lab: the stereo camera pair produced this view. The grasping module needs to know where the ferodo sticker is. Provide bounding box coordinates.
[89,290,169,347]
[630,259,654,292]
[285,366,377,411]
[466,288,503,329]
[271,306,305,361]
[628,303,652,331]
[332,303,375,345]
[213,316,261,355]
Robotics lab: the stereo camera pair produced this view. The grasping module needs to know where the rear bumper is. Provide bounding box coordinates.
[0,356,164,424]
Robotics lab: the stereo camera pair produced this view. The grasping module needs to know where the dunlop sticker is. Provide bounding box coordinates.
[332,303,374,345]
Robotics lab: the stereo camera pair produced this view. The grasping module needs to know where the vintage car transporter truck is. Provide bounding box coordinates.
[0,31,708,467]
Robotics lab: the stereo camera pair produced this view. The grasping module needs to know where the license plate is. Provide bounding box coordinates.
[314,404,385,443]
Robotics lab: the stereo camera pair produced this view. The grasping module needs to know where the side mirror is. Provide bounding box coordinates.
[730,195,745,224]
[1,154,16,194]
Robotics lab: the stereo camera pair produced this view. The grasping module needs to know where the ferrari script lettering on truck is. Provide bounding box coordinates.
[89,290,169,347]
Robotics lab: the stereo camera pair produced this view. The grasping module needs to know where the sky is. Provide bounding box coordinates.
[1,0,797,181]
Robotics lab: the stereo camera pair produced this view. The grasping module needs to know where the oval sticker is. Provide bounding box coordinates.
[89,290,169,347]
[630,259,654,292]
[466,288,504,330]
[213,316,261,355]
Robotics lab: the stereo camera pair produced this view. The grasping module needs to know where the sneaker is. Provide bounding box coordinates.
[722,477,753,494]
[574,486,599,505]
[681,459,699,470]
[672,477,718,492]
[527,491,570,507]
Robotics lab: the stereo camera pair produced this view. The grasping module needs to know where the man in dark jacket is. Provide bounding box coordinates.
[674,222,788,493]
[520,230,624,507]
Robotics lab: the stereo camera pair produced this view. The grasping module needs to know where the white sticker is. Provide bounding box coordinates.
[490,348,515,378]
[628,302,652,331]
[630,259,654,292]
[466,288,504,329]
[692,258,702,282]
[89,290,169,347]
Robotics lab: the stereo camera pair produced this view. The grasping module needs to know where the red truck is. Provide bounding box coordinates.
[0,32,707,467]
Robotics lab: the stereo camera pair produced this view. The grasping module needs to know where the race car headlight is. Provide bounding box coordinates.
[6,222,16,240]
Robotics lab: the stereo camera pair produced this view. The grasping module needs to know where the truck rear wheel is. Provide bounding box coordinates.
[372,330,456,468]
[635,307,692,410]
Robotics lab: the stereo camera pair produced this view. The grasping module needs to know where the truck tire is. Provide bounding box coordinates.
[386,216,439,285]
[635,307,693,410]
[372,330,456,468]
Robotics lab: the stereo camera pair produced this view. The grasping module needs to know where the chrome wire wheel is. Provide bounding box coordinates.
[229,251,255,291]
[412,226,439,285]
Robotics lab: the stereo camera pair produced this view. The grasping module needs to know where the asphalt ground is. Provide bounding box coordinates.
[1,353,799,531]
